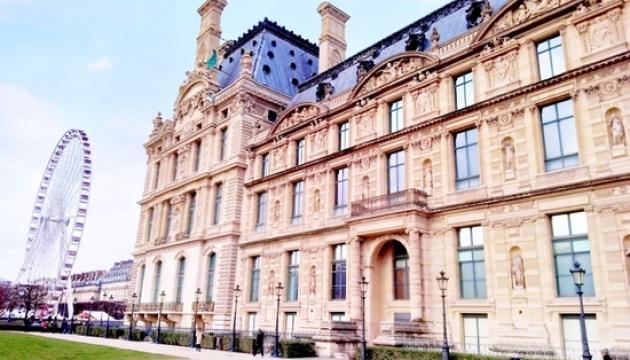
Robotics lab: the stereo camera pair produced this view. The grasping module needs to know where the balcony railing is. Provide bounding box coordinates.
[351,189,427,217]
[191,302,214,312]
[135,302,182,312]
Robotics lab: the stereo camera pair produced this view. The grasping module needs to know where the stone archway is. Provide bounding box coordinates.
[369,239,413,344]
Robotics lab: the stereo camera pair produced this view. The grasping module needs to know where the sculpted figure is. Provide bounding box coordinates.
[503,140,516,171]
[424,165,433,193]
[610,112,626,146]
[511,253,525,289]
[309,266,317,294]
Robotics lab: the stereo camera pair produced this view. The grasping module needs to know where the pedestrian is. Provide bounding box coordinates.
[252,328,265,357]
[195,328,203,352]
[61,318,68,334]
[602,349,613,360]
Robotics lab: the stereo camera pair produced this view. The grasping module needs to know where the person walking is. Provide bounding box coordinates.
[252,329,265,357]
[195,328,203,352]
[602,349,613,360]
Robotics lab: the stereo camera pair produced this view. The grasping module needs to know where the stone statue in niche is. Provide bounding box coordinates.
[267,270,276,297]
[309,266,317,294]
[511,252,525,289]
[314,189,321,213]
[423,162,433,195]
[502,139,516,171]
[609,111,625,146]
[273,200,280,222]
[170,205,182,236]
[362,176,370,199]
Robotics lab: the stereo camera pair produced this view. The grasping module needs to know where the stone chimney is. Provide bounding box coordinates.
[317,2,350,73]
[195,0,228,69]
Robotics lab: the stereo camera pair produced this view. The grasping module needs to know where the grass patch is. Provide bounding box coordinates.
[0,332,177,360]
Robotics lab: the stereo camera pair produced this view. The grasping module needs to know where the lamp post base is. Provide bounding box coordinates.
[441,344,450,360]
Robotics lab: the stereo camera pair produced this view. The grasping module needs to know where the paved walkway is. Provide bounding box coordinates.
[31,332,328,360]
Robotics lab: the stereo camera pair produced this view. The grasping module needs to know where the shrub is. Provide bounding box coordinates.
[280,340,317,358]
[362,346,513,360]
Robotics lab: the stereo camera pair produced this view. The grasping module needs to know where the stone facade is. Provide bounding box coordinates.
[132,0,630,358]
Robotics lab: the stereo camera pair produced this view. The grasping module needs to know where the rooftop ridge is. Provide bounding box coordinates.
[297,0,474,91]
[224,17,319,57]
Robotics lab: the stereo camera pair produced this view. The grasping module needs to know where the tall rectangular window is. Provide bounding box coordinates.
[206,254,216,303]
[146,207,154,242]
[291,181,304,224]
[152,261,162,303]
[285,312,297,337]
[339,122,349,150]
[393,242,410,300]
[213,183,222,225]
[389,100,404,133]
[171,153,178,181]
[455,71,474,109]
[296,138,305,165]
[458,226,486,298]
[187,192,196,234]
[286,251,300,302]
[249,256,261,302]
[194,140,202,171]
[552,211,594,296]
[175,257,186,303]
[541,99,578,171]
[332,244,347,300]
[219,127,228,161]
[261,153,270,177]
[154,162,160,189]
[562,315,599,359]
[454,128,480,190]
[248,313,257,333]
[335,167,349,215]
[255,192,267,231]
[164,203,172,236]
[537,35,566,80]
[463,314,489,354]
[387,150,405,193]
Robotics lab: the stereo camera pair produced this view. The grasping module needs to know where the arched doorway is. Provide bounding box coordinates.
[370,239,411,342]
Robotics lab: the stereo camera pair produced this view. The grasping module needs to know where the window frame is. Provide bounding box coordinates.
[206,253,216,303]
[286,251,300,302]
[387,150,406,193]
[291,181,304,224]
[454,128,480,190]
[249,256,261,302]
[175,257,186,303]
[454,71,474,110]
[536,34,566,80]
[261,153,270,177]
[187,192,196,234]
[540,99,579,172]
[389,99,404,133]
[255,192,267,231]
[219,127,228,161]
[334,167,349,215]
[338,121,350,150]
[458,226,486,299]
[296,138,306,165]
[331,244,347,300]
[393,243,410,300]
[213,183,223,225]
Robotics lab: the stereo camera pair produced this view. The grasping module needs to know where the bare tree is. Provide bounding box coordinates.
[0,281,11,315]
[9,284,49,324]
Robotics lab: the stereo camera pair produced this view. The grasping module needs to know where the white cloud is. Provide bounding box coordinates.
[88,57,113,72]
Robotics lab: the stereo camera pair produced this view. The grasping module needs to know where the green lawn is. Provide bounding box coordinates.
[0,332,178,360]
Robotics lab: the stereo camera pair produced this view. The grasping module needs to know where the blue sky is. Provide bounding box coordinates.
[0,0,449,280]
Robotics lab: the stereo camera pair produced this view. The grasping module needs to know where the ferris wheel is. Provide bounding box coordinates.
[17,129,92,315]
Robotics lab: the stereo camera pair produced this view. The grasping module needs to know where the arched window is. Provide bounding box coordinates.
[206,254,217,303]
[175,257,186,303]
[153,261,162,303]
[137,265,145,303]
[393,242,410,300]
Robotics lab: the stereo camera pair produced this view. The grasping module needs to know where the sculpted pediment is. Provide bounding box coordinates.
[351,52,438,100]
[270,102,328,135]
[475,0,565,42]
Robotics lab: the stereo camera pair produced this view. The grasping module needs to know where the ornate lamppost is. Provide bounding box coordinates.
[86,295,95,336]
[156,290,165,344]
[70,297,78,334]
[570,261,592,360]
[128,292,137,341]
[191,288,201,348]
[103,293,114,338]
[359,276,369,360]
[436,271,450,360]
[230,285,241,352]
[273,282,284,358]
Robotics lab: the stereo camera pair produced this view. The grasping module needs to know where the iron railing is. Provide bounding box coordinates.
[135,302,182,312]
[351,189,427,216]
[191,302,214,312]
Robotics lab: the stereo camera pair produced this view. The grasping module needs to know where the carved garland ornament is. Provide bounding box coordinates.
[487,108,525,128]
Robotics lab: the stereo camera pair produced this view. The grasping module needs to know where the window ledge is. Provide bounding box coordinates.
[535,165,589,188]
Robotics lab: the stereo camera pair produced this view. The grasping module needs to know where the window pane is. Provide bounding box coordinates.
[461,280,475,298]
[541,105,557,123]
[459,251,473,262]
[467,128,477,143]
[456,148,469,179]
[472,226,483,245]
[551,47,566,74]
[539,54,552,80]
[559,118,578,155]
[473,261,486,279]
[557,100,573,118]
[467,144,479,176]
[465,82,475,106]
[459,228,471,247]
[460,261,474,279]
[473,249,485,261]
[552,214,570,237]
[543,123,561,159]
[553,241,572,254]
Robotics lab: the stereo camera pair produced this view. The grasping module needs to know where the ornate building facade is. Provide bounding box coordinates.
[131,0,630,358]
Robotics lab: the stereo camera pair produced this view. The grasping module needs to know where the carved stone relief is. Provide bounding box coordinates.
[357,56,428,96]
[607,107,626,147]
[423,160,433,195]
[502,137,516,180]
[510,247,526,290]
[575,7,625,57]
[356,108,376,137]
[273,145,286,168]
[486,108,525,129]
[311,128,328,151]
[412,134,441,151]
[362,176,370,199]
[412,82,439,117]
[483,50,519,90]
[309,265,317,295]
[491,0,560,35]
[278,106,320,131]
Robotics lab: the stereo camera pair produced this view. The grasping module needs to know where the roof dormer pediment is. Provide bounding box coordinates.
[270,102,329,136]
[350,52,439,100]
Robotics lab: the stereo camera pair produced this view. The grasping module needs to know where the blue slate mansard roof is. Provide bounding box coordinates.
[216,18,320,97]
[291,0,510,105]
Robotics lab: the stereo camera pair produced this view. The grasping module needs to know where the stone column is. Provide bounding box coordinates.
[349,237,362,321]
[407,228,423,321]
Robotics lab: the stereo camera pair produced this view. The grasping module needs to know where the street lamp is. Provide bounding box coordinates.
[230,285,241,352]
[570,261,592,360]
[191,288,201,348]
[436,271,450,360]
[128,292,137,341]
[87,296,95,337]
[359,277,369,360]
[273,282,284,358]
[104,294,114,338]
[156,290,165,344]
